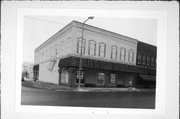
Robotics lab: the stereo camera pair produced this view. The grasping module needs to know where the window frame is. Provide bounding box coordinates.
[120,47,126,61]
[97,73,105,85]
[142,55,146,65]
[99,42,106,57]
[111,45,118,59]
[128,49,134,62]
[77,37,86,54]
[110,73,116,84]
[137,54,141,64]
[88,40,96,56]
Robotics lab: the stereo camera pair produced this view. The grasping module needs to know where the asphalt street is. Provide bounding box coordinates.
[21,86,155,109]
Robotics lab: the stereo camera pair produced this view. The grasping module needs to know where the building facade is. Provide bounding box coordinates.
[33,21,156,88]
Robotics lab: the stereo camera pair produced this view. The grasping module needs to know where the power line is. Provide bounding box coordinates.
[25,16,67,26]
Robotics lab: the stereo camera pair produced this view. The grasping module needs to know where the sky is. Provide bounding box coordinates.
[23,16,157,63]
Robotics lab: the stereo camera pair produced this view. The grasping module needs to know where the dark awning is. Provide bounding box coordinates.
[33,64,39,70]
[58,56,156,74]
[139,74,156,81]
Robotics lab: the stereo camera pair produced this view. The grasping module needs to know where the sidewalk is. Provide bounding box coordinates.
[22,80,155,92]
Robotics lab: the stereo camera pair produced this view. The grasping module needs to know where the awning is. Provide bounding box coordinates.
[139,74,156,81]
[58,56,156,74]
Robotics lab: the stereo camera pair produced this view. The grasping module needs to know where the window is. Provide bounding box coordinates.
[99,42,106,57]
[97,73,105,85]
[39,53,41,63]
[77,37,86,54]
[76,71,84,84]
[42,51,44,62]
[142,55,146,65]
[151,57,154,66]
[88,40,96,56]
[137,54,141,64]
[128,49,134,62]
[55,45,58,56]
[147,56,150,66]
[36,54,38,63]
[49,47,52,59]
[111,45,118,59]
[120,48,126,61]
[110,74,116,84]
[61,69,69,84]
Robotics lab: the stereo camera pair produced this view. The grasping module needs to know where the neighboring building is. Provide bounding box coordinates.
[136,41,157,87]
[33,20,156,88]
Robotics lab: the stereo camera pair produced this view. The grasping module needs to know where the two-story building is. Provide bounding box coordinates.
[33,20,156,88]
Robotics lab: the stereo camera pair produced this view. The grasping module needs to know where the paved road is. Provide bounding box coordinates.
[21,86,155,109]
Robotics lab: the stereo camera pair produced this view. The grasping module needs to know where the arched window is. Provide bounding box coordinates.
[137,54,141,64]
[111,45,118,59]
[151,57,154,66]
[128,49,134,62]
[88,40,96,56]
[77,37,86,54]
[120,47,126,61]
[147,56,150,66]
[142,55,146,65]
[99,42,106,57]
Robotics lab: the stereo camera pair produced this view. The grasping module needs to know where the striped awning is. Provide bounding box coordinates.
[139,74,156,81]
[58,56,156,74]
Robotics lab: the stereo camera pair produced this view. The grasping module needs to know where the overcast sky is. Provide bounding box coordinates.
[23,16,157,63]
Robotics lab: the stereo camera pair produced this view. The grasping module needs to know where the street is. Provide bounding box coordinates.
[21,85,155,109]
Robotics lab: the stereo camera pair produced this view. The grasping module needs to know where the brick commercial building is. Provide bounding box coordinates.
[33,21,156,88]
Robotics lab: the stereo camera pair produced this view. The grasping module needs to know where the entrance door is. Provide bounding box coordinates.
[76,71,85,85]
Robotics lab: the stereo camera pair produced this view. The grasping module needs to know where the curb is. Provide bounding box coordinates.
[22,80,155,92]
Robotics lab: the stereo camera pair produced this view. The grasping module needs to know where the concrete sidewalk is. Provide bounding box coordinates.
[22,80,155,92]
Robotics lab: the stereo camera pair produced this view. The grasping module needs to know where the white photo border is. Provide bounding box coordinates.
[16,8,166,115]
[2,1,179,119]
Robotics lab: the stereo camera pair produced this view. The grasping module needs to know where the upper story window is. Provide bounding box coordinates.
[77,37,86,54]
[111,45,118,59]
[42,51,44,62]
[39,52,41,63]
[99,42,106,57]
[120,47,126,61]
[36,54,38,63]
[49,47,52,58]
[55,45,58,56]
[151,57,154,66]
[142,55,146,65]
[147,56,150,66]
[128,49,134,62]
[137,54,141,64]
[88,40,96,56]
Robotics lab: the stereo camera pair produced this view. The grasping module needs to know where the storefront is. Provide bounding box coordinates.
[58,56,154,87]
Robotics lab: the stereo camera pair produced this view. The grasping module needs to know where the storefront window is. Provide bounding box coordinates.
[99,42,106,57]
[77,37,86,54]
[97,73,105,85]
[76,71,84,84]
[61,69,69,84]
[111,45,118,59]
[110,74,116,84]
[88,40,96,56]
[120,48,126,61]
